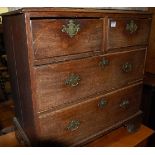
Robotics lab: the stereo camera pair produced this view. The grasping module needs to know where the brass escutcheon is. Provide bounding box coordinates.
[66,120,80,131]
[99,57,109,69]
[126,20,138,34]
[98,98,108,109]
[120,100,130,109]
[62,20,80,38]
[65,73,80,87]
[122,62,132,73]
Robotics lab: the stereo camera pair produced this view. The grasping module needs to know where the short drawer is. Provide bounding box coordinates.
[37,83,142,146]
[107,18,151,50]
[31,18,103,60]
[34,49,146,112]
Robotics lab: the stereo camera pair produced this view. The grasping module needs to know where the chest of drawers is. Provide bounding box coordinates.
[2,8,151,146]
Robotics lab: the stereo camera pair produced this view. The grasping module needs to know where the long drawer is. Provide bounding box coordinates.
[34,49,146,112]
[31,18,103,60]
[37,83,142,146]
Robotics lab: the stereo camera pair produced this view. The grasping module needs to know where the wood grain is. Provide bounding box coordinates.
[107,18,151,50]
[36,83,142,145]
[34,49,146,112]
[3,15,37,143]
[2,8,151,146]
[31,18,103,60]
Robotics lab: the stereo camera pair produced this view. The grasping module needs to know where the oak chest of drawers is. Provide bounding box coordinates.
[2,8,152,146]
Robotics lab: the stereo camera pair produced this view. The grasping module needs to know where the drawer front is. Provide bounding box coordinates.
[107,18,151,50]
[37,83,142,145]
[34,49,146,112]
[31,18,103,60]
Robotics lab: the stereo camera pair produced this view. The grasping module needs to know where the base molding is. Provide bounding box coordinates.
[75,111,142,146]
[13,111,142,146]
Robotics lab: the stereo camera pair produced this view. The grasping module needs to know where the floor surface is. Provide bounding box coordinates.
[0,99,15,135]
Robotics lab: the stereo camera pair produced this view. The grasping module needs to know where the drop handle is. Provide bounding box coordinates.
[120,100,130,109]
[65,73,80,87]
[98,99,108,109]
[122,62,133,73]
[99,57,110,69]
[66,120,80,131]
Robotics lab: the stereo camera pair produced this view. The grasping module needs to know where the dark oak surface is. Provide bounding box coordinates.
[31,18,103,60]
[34,49,145,112]
[37,83,142,146]
[3,15,37,142]
[144,73,155,86]
[2,8,151,146]
[1,8,152,16]
[107,18,151,50]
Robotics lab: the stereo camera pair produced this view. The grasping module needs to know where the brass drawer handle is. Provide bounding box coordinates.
[98,98,108,109]
[122,62,132,73]
[66,120,80,131]
[120,100,130,109]
[126,20,138,34]
[65,73,80,87]
[62,20,80,38]
[99,57,109,69]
